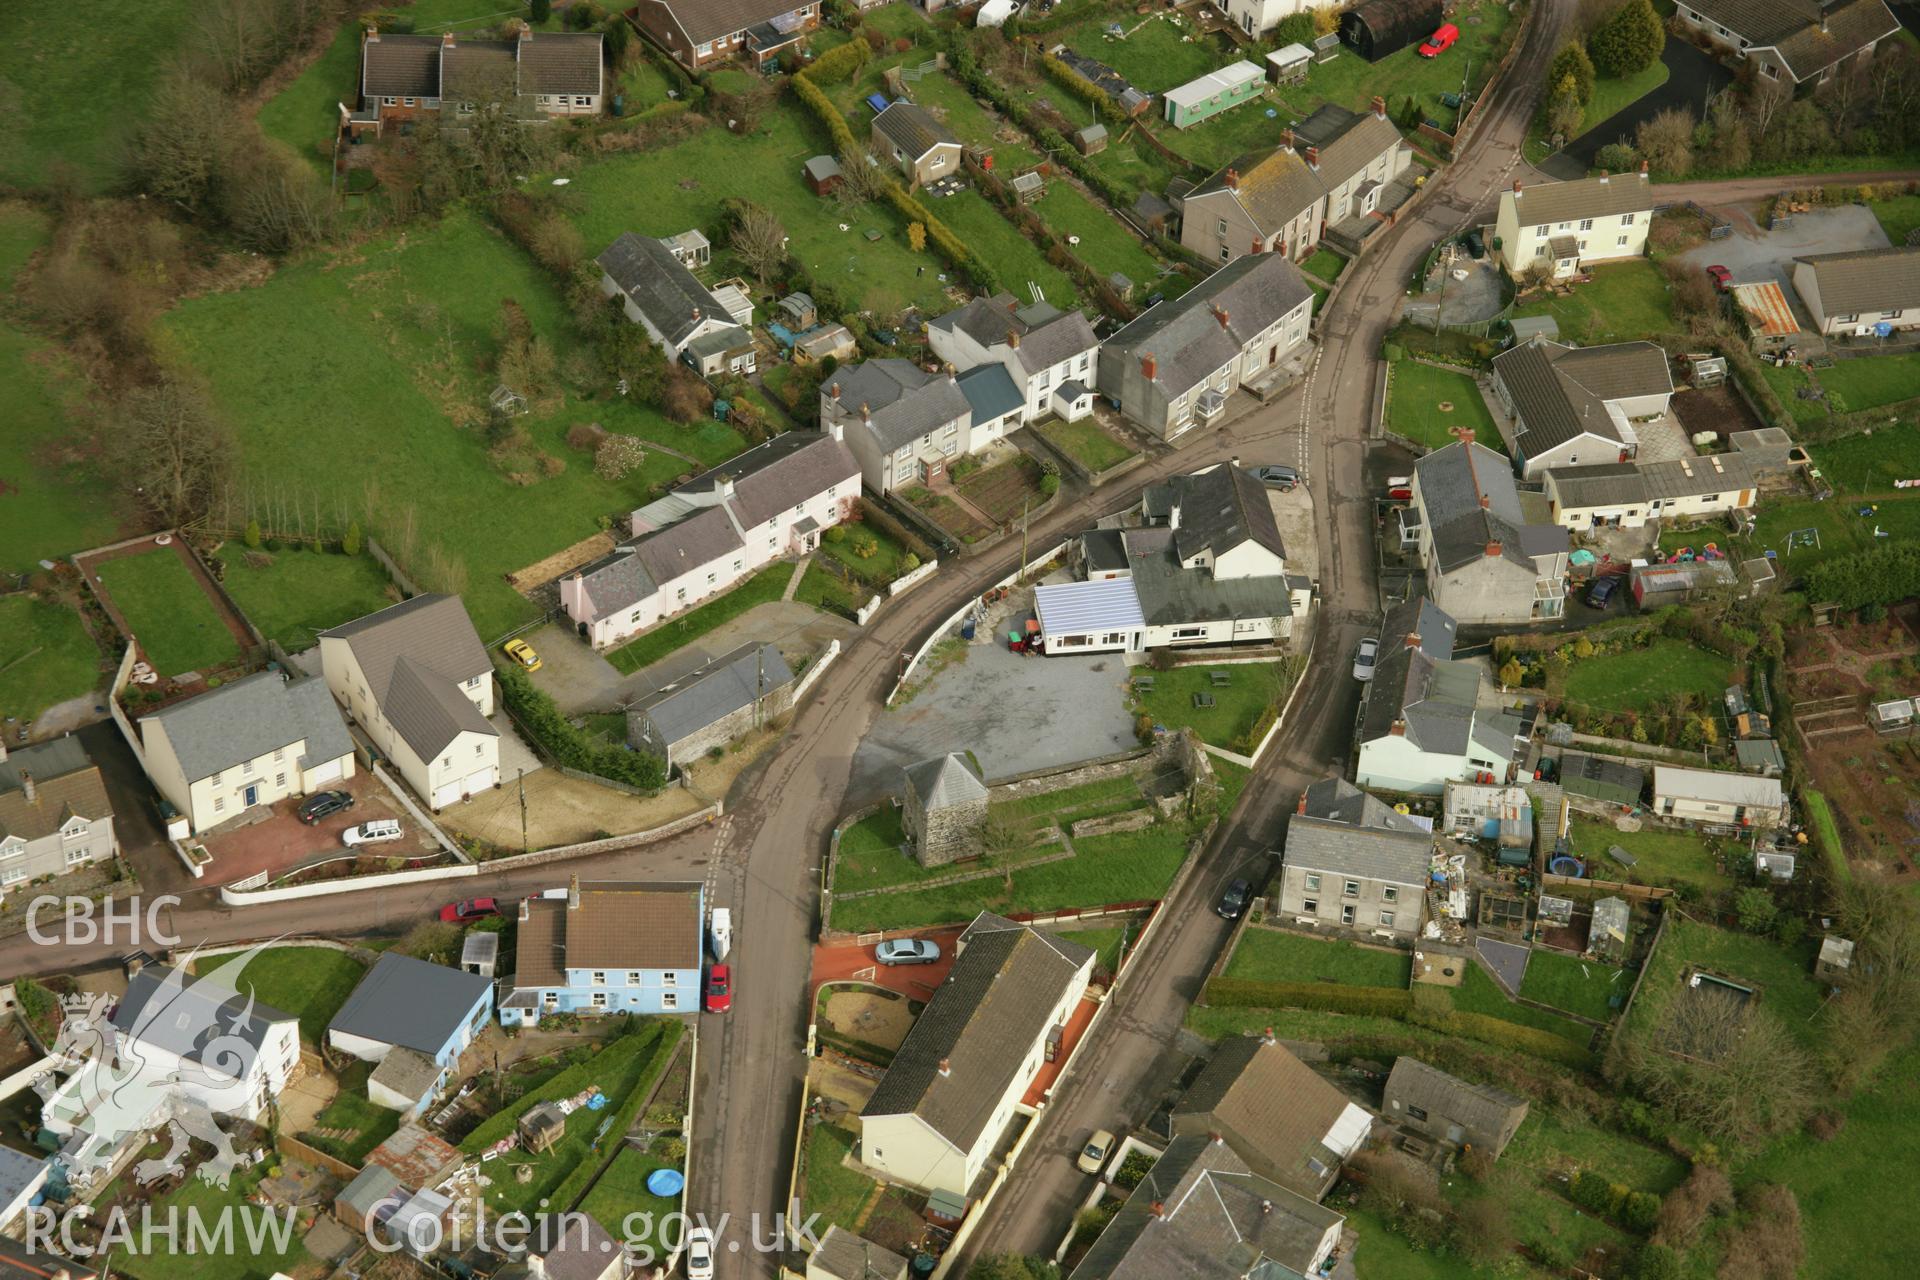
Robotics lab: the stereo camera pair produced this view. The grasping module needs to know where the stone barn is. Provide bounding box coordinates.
[901,752,989,867]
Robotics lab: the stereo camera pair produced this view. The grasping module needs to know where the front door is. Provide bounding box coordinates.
[1268,344,1279,363]
[244,784,259,808]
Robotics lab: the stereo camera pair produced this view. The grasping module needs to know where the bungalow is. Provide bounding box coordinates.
[596,232,756,376]
[1408,441,1570,625]
[820,360,975,494]
[1490,338,1675,479]
[1169,1034,1372,1201]
[1070,1134,1345,1280]
[1676,0,1898,87]
[1036,464,1310,654]
[0,737,117,892]
[350,24,603,136]
[327,953,494,1115]
[1280,778,1432,937]
[1162,61,1265,129]
[1492,171,1654,280]
[1382,1057,1530,1158]
[319,594,498,812]
[561,428,859,649]
[626,642,796,772]
[135,671,355,836]
[927,295,1101,426]
[1652,766,1787,827]
[1097,253,1314,439]
[1542,453,1759,533]
[860,913,1094,1198]
[497,879,706,1025]
[1790,245,1920,336]
[632,0,820,71]
[1179,100,1411,264]
[872,101,963,189]
[1355,596,1523,794]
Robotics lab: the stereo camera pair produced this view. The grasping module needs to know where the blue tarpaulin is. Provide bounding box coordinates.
[647,1168,686,1197]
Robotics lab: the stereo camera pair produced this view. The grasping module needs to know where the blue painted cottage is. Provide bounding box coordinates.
[498,878,706,1026]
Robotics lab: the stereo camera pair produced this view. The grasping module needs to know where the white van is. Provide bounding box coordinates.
[342,818,403,847]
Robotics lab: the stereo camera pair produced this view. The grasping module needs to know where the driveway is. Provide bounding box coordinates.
[1675,205,1892,316]
[1541,41,1734,180]
[811,925,965,1001]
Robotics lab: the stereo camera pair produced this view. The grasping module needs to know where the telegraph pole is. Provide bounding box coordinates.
[518,768,528,854]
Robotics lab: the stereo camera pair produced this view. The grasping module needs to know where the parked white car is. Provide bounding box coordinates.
[1353,638,1379,682]
[342,818,403,847]
[684,1224,715,1280]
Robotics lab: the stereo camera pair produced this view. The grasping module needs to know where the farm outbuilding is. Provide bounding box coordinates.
[1340,0,1445,61]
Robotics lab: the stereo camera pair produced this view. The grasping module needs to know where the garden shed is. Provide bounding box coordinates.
[1266,43,1312,84]
[519,1102,567,1155]
[1340,0,1445,61]
[1074,122,1108,155]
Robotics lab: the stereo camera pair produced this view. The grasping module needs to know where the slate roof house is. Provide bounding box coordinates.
[0,738,117,891]
[498,879,706,1025]
[807,1227,910,1280]
[1069,1133,1346,1280]
[1677,0,1898,87]
[596,232,756,376]
[1542,453,1759,534]
[1169,1035,1373,1201]
[861,914,1094,1198]
[135,671,356,836]
[1407,441,1570,624]
[349,24,603,136]
[1355,596,1523,794]
[820,359,976,494]
[1492,171,1654,279]
[1490,338,1675,480]
[1382,1057,1530,1158]
[871,101,963,188]
[902,752,989,868]
[1791,245,1920,335]
[1280,776,1432,936]
[319,594,498,812]
[632,0,820,71]
[1179,100,1412,264]
[627,642,795,772]
[1037,464,1311,654]
[328,953,494,1115]
[927,295,1101,427]
[1097,254,1313,439]
[561,428,859,648]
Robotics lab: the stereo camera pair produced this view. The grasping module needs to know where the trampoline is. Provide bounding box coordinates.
[1548,855,1585,878]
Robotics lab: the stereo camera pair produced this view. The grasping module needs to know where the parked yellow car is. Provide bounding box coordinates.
[502,638,542,672]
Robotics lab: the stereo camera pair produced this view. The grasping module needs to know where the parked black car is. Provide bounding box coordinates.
[298,790,354,825]
[1585,575,1623,610]
[1215,878,1252,920]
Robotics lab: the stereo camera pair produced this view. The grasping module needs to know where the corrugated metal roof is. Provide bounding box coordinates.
[1035,577,1145,635]
[1732,281,1798,338]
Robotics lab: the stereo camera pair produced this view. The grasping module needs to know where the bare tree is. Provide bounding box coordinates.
[222,140,333,252]
[1745,74,1792,143]
[1632,997,1816,1147]
[121,379,231,525]
[833,148,889,206]
[730,204,790,287]
[1636,107,1695,176]
[126,73,235,210]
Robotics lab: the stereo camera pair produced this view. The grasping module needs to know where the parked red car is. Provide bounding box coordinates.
[439,897,499,924]
[1418,23,1460,57]
[705,964,733,1014]
[1705,264,1733,291]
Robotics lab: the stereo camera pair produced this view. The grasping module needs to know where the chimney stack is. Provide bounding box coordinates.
[1512,179,1522,195]
[717,474,736,500]
[19,772,35,806]
[518,896,531,923]
[568,874,580,910]
[518,18,533,42]
[1404,633,1421,650]
[829,381,840,401]
[1223,167,1239,189]
[1598,170,1609,184]
[1372,95,1387,121]
[1390,720,1406,736]
[1150,1202,1165,1219]
[365,25,379,43]
[938,1058,951,1077]
[1141,352,1156,381]
[1485,540,1504,559]
[1296,794,1307,815]
[945,362,957,384]
[1263,1025,1275,1044]
[1282,126,1294,150]
[1231,455,1242,469]
[442,30,456,46]
[1639,160,1649,176]
[691,305,702,323]
[1212,305,1231,329]
[1007,328,1020,349]
[1304,145,1319,168]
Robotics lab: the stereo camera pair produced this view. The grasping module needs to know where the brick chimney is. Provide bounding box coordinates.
[1223,167,1239,189]
[828,381,840,401]
[1263,1025,1275,1044]
[1485,540,1504,559]
[717,473,736,500]
[1305,145,1319,169]
[1598,170,1610,184]
[1512,179,1522,196]
[1212,305,1230,329]
[518,18,533,43]
[1282,126,1294,150]
[19,772,35,805]
[1390,720,1407,736]
[1150,1202,1165,1218]
[1639,160,1649,176]
[1007,328,1020,349]
[442,30,456,47]
[691,305,702,323]
[938,1058,951,1077]
[1296,794,1307,814]
[945,362,957,384]
[1141,352,1156,381]
[568,874,580,909]
[518,896,532,922]
[365,25,379,43]
[1372,96,1387,120]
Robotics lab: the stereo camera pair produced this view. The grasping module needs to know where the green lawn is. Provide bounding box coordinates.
[560,108,952,318]
[0,1,199,191]
[1516,947,1628,1022]
[1451,964,1595,1045]
[1300,248,1348,285]
[1510,258,1673,344]
[197,946,367,1045]
[1384,358,1500,453]
[0,596,101,725]
[932,189,1079,307]
[1029,181,1163,287]
[0,204,120,571]
[1059,13,1230,94]
[214,545,396,651]
[1349,1210,1482,1280]
[794,559,866,616]
[580,1145,680,1257]
[993,775,1151,830]
[1579,56,1672,136]
[1085,130,1188,203]
[900,68,1040,170]
[1560,638,1733,713]
[1225,929,1413,987]
[1056,924,1130,975]
[1271,0,1514,126]
[1868,194,1920,247]
[1037,417,1138,474]
[1621,917,1823,1049]
[830,823,1190,932]
[159,209,741,640]
[1134,661,1293,752]
[1758,359,1833,428]
[299,1061,401,1164]
[804,1124,878,1237]
[1570,814,1732,894]
[1729,491,1920,572]
[818,519,916,587]
[93,547,243,677]
[1212,758,1250,820]
[1810,421,1920,494]
[1813,351,1920,414]
[1155,87,1291,172]
[118,1171,315,1280]
[833,808,920,895]
[603,563,794,675]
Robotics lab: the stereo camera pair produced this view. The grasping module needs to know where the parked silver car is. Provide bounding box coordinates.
[876,938,942,966]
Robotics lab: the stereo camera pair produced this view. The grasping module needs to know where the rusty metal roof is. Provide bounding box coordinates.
[1731,282,1798,338]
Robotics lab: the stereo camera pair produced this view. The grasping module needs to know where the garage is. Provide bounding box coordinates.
[433,781,463,809]
[464,766,497,796]
[308,759,343,787]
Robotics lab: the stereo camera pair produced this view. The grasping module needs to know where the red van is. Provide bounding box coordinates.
[1418,24,1460,57]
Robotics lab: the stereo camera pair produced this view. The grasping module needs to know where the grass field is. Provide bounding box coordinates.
[1059,13,1230,94]
[1384,358,1500,453]
[832,808,920,895]
[603,563,793,675]
[1037,417,1139,474]
[1814,351,1920,414]
[1156,87,1291,171]
[1511,258,1672,344]
[299,1061,401,1164]
[1134,662,1292,751]
[1560,638,1733,713]
[198,946,367,1045]
[994,776,1151,831]
[1272,0,1514,127]
[896,68,1041,171]
[1729,492,1920,571]
[803,1124,877,1238]
[1868,194,1920,246]
[1579,56,1672,135]
[1516,947,1628,1021]
[1570,814,1732,894]
[93,548,242,678]
[214,546,396,651]
[0,596,101,726]
[160,210,738,640]
[1622,917,1822,1049]
[1225,929,1413,987]
[118,1170,315,1280]
[1085,129,1187,203]
[1451,964,1595,1045]
[1056,924,1130,975]
[0,204,120,572]
[579,1145,680,1256]
[1030,181,1164,286]
[932,189,1080,307]
[1810,421,1920,494]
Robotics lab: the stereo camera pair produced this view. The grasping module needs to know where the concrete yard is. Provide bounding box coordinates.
[1678,205,1890,310]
